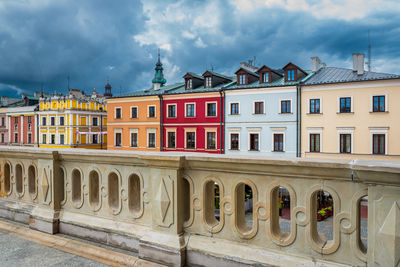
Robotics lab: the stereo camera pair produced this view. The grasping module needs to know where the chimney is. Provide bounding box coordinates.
[352,53,365,75]
[311,57,322,72]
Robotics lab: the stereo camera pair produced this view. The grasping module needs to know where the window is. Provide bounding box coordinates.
[238,74,246,85]
[148,106,155,118]
[131,132,138,147]
[310,134,320,152]
[230,103,239,115]
[262,72,269,83]
[249,133,259,151]
[14,133,18,143]
[92,134,97,144]
[254,101,264,114]
[115,132,122,147]
[373,134,385,154]
[186,103,195,117]
[205,76,212,88]
[14,117,18,124]
[186,132,196,149]
[167,104,176,118]
[42,117,46,126]
[230,133,239,150]
[51,117,55,126]
[286,69,295,81]
[340,97,351,113]
[373,95,385,112]
[310,99,320,114]
[131,107,138,118]
[206,103,217,117]
[186,79,192,89]
[42,134,46,144]
[148,133,156,148]
[206,132,216,149]
[60,134,65,145]
[28,133,32,144]
[27,116,32,124]
[1,133,4,143]
[167,132,175,148]
[273,134,284,152]
[59,116,65,126]
[1,117,4,126]
[51,134,55,144]
[340,134,351,153]
[115,108,122,119]
[28,122,32,131]
[92,117,98,126]
[281,100,291,113]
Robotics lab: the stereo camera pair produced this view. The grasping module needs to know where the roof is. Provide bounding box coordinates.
[203,70,232,81]
[304,67,400,85]
[184,72,204,80]
[164,79,237,95]
[112,82,186,98]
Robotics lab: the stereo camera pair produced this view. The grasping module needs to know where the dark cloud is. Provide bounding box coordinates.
[0,0,399,98]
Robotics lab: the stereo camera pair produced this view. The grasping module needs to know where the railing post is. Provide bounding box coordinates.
[138,155,186,267]
[29,151,62,234]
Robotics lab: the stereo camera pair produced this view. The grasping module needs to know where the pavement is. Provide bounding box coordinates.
[0,219,165,267]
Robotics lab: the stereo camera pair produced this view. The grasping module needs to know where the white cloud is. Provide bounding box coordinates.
[195,37,207,48]
[0,83,26,95]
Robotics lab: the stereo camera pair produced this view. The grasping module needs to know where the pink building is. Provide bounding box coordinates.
[0,108,8,145]
[7,106,38,146]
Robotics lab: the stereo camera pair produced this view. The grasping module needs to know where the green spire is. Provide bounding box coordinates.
[152,49,166,87]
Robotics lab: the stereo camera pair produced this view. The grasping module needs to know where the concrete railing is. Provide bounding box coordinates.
[0,147,399,267]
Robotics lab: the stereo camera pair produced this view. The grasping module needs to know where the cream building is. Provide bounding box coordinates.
[301,54,400,161]
[38,89,107,149]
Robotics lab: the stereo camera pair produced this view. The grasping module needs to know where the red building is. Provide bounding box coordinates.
[162,71,233,154]
[7,106,37,146]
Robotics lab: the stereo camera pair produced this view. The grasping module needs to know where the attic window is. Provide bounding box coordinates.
[186,79,193,89]
[262,72,269,83]
[205,77,212,88]
[286,70,295,81]
[238,74,246,85]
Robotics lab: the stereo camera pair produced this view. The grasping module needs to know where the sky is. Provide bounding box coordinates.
[0,0,399,98]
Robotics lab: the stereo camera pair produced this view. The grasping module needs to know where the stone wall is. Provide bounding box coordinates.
[0,147,399,267]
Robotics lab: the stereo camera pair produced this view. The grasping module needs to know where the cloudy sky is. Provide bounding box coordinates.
[0,0,399,98]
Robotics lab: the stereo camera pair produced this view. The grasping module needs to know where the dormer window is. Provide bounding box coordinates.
[238,74,246,85]
[262,72,269,83]
[205,77,212,88]
[186,79,193,89]
[286,70,295,81]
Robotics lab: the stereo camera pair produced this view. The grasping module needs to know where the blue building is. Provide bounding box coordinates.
[224,62,312,157]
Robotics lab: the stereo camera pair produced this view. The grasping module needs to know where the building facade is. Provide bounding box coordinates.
[0,108,8,145]
[38,89,107,149]
[301,54,400,161]
[7,106,38,146]
[224,62,311,157]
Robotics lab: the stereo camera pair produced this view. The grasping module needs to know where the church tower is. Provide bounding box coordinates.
[152,50,166,90]
[104,79,112,98]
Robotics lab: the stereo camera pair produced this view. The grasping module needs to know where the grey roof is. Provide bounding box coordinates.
[113,83,185,98]
[186,72,204,80]
[304,67,400,85]
[204,70,233,81]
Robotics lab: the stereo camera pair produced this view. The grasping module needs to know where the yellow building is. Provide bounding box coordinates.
[38,89,107,149]
[301,54,400,161]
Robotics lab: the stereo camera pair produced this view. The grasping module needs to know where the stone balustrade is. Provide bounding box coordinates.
[0,147,399,267]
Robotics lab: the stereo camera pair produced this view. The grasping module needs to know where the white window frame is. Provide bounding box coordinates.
[337,127,354,153]
[184,128,197,149]
[166,128,177,149]
[51,134,56,144]
[50,116,56,126]
[114,128,122,147]
[205,101,218,117]
[307,128,323,153]
[129,128,138,148]
[59,116,65,126]
[130,106,138,119]
[147,105,156,118]
[185,103,196,118]
[263,72,269,83]
[205,127,217,150]
[248,132,260,151]
[370,94,388,112]
[369,127,388,155]
[167,104,177,118]
[42,134,47,144]
[147,128,157,148]
[229,102,240,115]
[271,132,285,152]
[253,100,265,115]
[229,132,240,151]
[59,134,65,145]
[114,107,122,119]
[307,97,322,114]
[279,99,293,114]
[337,96,353,113]
[205,76,212,88]
[92,116,99,126]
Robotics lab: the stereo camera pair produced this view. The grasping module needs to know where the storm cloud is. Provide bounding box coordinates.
[0,0,399,97]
